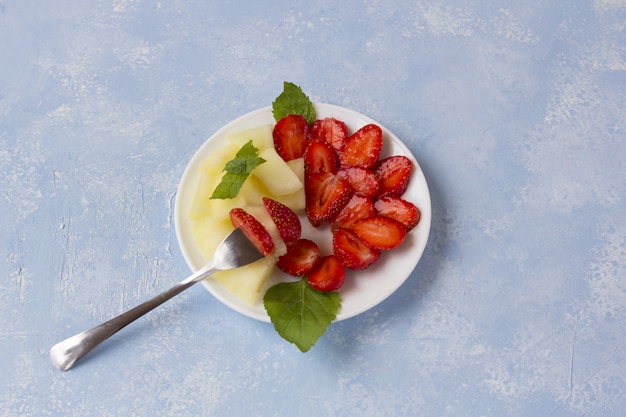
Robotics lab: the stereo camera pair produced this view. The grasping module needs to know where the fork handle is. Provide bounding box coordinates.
[50,264,217,371]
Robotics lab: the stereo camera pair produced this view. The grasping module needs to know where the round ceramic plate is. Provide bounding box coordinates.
[174,103,431,322]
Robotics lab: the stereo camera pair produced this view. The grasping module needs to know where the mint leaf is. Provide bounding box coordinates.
[272,81,317,125]
[263,278,341,352]
[210,140,265,199]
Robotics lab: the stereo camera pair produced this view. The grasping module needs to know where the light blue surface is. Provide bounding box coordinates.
[1,1,625,416]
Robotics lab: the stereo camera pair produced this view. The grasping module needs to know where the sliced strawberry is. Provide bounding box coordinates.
[303,139,338,175]
[276,238,320,276]
[337,167,379,198]
[333,228,381,270]
[351,216,406,250]
[262,197,302,244]
[273,114,311,161]
[305,172,353,227]
[307,255,345,292]
[338,124,383,169]
[373,155,412,197]
[311,117,348,151]
[374,196,421,230]
[229,208,274,256]
[330,194,375,231]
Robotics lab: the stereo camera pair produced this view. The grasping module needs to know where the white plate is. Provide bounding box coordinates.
[174,103,431,322]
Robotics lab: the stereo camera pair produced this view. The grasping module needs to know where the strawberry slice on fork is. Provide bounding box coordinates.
[263,197,302,244]
[229,208,275,256]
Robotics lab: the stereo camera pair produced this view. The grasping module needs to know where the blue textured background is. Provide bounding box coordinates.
[1,1,625,416]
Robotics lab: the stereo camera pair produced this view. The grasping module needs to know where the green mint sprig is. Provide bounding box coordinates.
[264,278,341,352]
[210,140,265,199]
[271,81,317,125]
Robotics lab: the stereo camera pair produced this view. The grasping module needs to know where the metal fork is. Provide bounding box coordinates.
[50,228,262,371]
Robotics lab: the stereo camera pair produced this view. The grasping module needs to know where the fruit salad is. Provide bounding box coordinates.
[188,82,422,351]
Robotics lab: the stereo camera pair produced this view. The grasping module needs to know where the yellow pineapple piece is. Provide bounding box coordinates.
[227,124,273,150]
[238,175,268,207]
[206,194,246,222]
[191,143,241,220]
[212,257,276,305]
[191,216,234,261]
[272,188,305,213]
[286,157,305,184]
[252,148,303,196]
[189,175,246,222]
[189,170,219,220]
[200,143,238,174]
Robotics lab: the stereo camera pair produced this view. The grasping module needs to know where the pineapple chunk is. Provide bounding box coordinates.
[200,143,238,174]
[227,124,273,150]
[212,257,276,305]
[189,170,219,220]
[205,194,246,222]
[238,175,268,207]
[272,188,305,213]
[191,216,234,261]
[252,148,303,196]
[191,143,241,220]
[189,172,246,221]
[286,157,305,184]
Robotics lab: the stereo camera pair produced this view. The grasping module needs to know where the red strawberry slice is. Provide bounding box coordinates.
[374,196,421,230]
[330,194,375,231]
[373,155,412,197]
[351,216,406,250]
[305,172,353,227]
[303,139,338,175]
[337,167,379,198]
[338,124,383,169]
[307,255,345,292]
[262,197,302,244]
[229,208,274,256]
[311,117,348,151]
[276,238,320,276]
[273,114,311,161]
[333,228,380,270]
